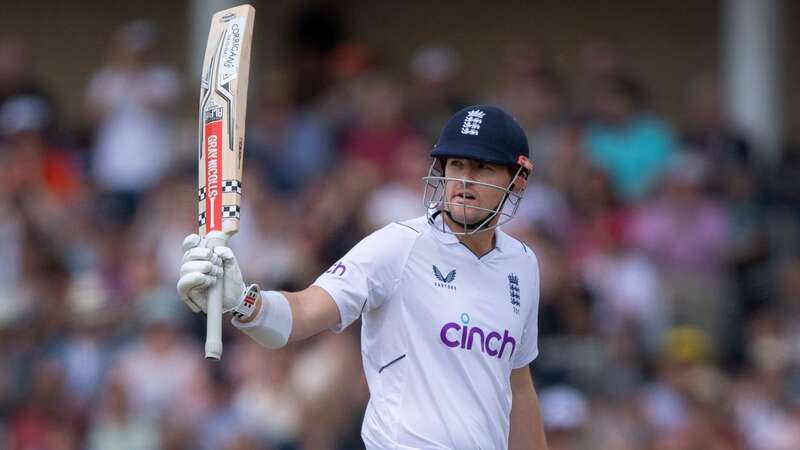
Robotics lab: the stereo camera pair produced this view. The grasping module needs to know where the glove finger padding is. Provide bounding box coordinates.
[182,234,203,252]
[177,271,216,297]
[177,271,216,313]
[180,260,222,278]
[183,247,221,266]
[213,246,237,268]
[183,295,202,313]
[211,246,247,312]
[178,234,217,314]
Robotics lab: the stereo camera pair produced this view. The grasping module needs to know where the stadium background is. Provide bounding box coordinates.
[1,0,800,449]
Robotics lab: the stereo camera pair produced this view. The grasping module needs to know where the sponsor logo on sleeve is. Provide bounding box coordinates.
[325,261,347,276]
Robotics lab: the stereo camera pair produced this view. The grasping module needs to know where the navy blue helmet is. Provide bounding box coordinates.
[431,105,529,167]
[423,105,533,235]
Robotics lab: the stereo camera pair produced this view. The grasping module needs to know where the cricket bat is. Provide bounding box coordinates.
[198,4,255,360]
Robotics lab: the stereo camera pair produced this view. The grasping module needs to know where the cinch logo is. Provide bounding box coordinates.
[439,313,516,359]
[325,261,347,276]
[433,265,456,290]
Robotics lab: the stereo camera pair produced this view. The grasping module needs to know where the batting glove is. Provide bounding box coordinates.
[177,234,255,317]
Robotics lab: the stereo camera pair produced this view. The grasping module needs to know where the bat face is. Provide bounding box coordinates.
[198,5,254,238]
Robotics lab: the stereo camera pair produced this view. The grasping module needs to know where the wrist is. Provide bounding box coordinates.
[231,290,293,349]
[231,284,261,322]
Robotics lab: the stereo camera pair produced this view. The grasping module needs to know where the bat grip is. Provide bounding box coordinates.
[204,230,229,360]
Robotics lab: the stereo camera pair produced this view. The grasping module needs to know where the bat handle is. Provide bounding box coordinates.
[204,230,229,360]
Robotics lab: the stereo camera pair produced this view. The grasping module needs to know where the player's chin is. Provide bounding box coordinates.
[445,208,483,225]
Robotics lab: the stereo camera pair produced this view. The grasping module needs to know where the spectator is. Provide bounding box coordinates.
[247,70,333,196]
[538,384,589,450]
[513,70,569,182]
[726,162,772,316]
[1,96,81,203]
[87,376,160,450]
[6,358,81,450]
[406,44,466,140]
[487,39,551,112]
[364,137,428,228]
[227,338,301,448]
[682,74,752,196]
[631,153,731,347]
[0,95,80,316]
[575,36,625,118]
[733,310,800,450]
[777,258,800,371]
[683,74,751,167]
[339,74,419,175]
[583,75,677,203]
[640,327,711,441]
[109,303,210,427]
[487,41,566,181]
[0,37,55,126]
[85,20,180,222]
[578,211,667,354]
[772,93,800,256]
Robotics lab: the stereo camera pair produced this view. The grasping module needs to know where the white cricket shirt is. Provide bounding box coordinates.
[313,215,541,450]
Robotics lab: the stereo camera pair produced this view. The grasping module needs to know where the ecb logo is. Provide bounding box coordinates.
[508,273,520,315]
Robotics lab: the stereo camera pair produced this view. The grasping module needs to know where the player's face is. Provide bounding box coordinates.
[443,158,513,227]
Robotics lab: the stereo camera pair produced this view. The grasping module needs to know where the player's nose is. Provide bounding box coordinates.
[459,164,479,181]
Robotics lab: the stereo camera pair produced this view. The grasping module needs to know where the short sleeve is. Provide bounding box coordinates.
[512,254,541,369]
[313,223,418,333]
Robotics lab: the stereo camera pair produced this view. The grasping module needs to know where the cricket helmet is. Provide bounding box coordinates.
[423,105,533,235]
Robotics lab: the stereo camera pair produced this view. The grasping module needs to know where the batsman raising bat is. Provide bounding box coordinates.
[178,105,548,449]
[194,4,254,360]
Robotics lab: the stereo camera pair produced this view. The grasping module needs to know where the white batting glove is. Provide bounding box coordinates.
[177,234,217,313]
[177,234,252,316]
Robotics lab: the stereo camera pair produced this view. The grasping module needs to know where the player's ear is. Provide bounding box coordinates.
[505,165,517,187]
[509,155,533,192]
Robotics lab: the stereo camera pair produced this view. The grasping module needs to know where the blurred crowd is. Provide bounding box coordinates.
[2,8,800,450]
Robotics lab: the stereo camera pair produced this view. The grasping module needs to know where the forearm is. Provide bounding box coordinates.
[509,368,548,450]
[178,238,340,348]
[284,286,341,342]
[233,286,341,347]
[509,391,547,450]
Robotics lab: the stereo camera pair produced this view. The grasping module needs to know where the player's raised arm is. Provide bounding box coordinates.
[281,286,341,341]
[177,234,339,348]
[177,222,415,348]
